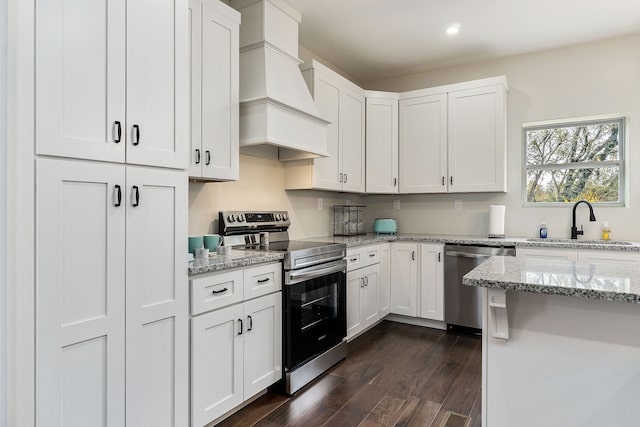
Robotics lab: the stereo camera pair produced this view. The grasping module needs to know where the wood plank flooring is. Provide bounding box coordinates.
[215,321,481,427]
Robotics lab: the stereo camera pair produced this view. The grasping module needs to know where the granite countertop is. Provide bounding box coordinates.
[463,255,640,303]
[188,250,284,275]
[302,233,640,251]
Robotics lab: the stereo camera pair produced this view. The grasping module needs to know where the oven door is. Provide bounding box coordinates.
[284,259,346,370]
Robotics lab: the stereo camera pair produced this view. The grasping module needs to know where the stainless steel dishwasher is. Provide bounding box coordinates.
[444,244,515,332]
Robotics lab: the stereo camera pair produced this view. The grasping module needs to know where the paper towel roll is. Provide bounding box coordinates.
[489,205,505,238]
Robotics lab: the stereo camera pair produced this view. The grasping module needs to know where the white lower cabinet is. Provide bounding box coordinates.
[346,264,379,340]
[379,243,392,316]
[346,244,390,340]
[390,242,419,316]
[36,158,188,427]
[390,242,443,321]
[418,244,444,321]
[190,263,282,427]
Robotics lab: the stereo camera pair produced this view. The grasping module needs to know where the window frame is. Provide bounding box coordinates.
[522,114,626,207]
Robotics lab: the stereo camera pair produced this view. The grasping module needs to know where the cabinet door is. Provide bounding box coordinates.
[577,250,640,265]
[362,265,380,329]
[243,292,283,400]
[127,0,189,169]
[366,96,399,193]
[340,86,365,193]
[310,69,342,190]
[346,269,364,339]
[390,242,418,316]
[36,158,126,427]
[379,243,392,316]
[447,84,506,192]
[189,0,203,177]
[516,247,578,261]
[36,0,126,163]
[199,1,240,180]
[125,167,188,427]
[191,304,244,427]
[419,244,444,321]
[399,94,448,193]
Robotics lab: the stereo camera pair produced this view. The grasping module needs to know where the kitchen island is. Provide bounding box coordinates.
[464,256,640,427]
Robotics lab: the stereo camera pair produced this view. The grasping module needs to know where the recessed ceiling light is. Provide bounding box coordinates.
[446,25,460,35]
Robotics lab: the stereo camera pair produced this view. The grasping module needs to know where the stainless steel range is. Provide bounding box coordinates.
[219,211,347,395]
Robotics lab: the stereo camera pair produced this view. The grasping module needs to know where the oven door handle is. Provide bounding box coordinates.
[286,259,347,284]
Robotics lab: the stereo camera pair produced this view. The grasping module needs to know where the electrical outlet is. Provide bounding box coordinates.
[454,200,463,211]
[393,199,400,210]
[317,198,323,210]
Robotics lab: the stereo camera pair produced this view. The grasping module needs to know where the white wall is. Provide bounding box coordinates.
[188,154,364,239]
[361,33,640,240]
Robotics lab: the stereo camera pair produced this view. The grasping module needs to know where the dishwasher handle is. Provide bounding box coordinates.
[445,251,492,259]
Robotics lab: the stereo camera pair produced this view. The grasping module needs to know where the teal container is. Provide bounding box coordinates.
[203,234,222,251]
[188,236,204,255]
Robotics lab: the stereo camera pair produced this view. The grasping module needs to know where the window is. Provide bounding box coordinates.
[523,116,625,206]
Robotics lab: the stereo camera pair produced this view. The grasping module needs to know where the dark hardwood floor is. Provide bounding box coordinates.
[216,321,482,427]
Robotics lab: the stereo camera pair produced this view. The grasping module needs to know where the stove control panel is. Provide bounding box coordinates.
[219,210,290,235]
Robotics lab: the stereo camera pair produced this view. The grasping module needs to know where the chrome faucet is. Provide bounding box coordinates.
[571,200,596,239]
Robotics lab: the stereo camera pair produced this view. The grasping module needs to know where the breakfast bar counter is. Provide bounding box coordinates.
[463,256,640,427]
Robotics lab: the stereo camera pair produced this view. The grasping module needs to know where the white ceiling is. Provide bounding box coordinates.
[286,0,640,84]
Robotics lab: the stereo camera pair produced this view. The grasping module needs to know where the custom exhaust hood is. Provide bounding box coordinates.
[229,0,330,161]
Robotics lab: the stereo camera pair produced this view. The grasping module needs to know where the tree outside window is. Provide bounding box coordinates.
[523,116,625,205]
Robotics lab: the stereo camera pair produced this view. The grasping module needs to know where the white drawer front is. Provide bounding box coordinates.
[346,248,363,272]
[191,270,244,315]
[362,246,380,267]
[243,262,282,300]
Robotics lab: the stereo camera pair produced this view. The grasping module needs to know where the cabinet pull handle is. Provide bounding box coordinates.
[238,319,243,335]
[438,252,441,262]
[361,277,365,288]
[393,177,397,187]
[206,150,211,165]
[211,287,228,294]
[132,186,140,207]
[257,278,270,284]
[411,251,415,261]
[369,253,376,257]
[114,185,122,207]
[195,149,201,164]
[365,276,369,286]
[344,174,348,183]
[132,124,140,146]
[247,315,253,331]
[113,121,122,143]
[450,176,453,185]
[339,173,343,183]
[442,176,445,186]
[350,257,358,262]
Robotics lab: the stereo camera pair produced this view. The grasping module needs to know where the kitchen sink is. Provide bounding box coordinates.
[525,238,633,245]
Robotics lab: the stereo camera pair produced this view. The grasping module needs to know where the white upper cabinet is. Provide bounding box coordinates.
[399,93,447,193]
[366,92,399,193]
[285,60,365,193]
[399,76,508,194]
[189,0,240,181]
[447,84,507,192]
[36,0,189,169]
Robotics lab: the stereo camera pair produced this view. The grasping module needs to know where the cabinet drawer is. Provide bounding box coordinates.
[347,245,380,271]
[243,262,282,300]
[347,248,364,271]
[191,270,244,315]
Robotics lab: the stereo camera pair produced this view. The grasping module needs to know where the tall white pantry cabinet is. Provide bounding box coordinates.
[34,0,189,426]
